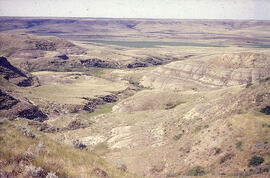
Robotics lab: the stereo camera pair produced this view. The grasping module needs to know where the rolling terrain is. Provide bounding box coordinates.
[0,17,270,177]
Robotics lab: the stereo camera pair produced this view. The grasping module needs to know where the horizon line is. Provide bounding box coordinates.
[0,15,269,21]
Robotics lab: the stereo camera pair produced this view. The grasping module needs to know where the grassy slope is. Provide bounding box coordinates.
[0,120,135,178]
[18,71,128,105]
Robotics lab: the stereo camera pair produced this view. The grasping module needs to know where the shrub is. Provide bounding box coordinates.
[246,83,253,88]
[187,166,205,176]
[92,167,108,178]
[214,147,221,155]
[248,156,264,167]
[262,123,270,128]
[236,141,243,151]
[166,172,182,177]
[204,125,209,129]
[72,139,87,150]
[194,125,209,133]
[173,134,183,141]
[259,77,270,83]
[260,106,270,115]
[220,153,234,164]
[165,101,183,110]
[194,126,202,133]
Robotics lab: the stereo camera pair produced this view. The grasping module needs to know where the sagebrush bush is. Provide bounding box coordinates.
[173,134,183,141]
[248,156,264,167]
[187,166,205,176]
[220,153,234,164]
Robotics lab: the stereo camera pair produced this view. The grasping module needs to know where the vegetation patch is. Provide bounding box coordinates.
[35,40,56,51]
[246,82,253,88]
[248,156,264,167]
[262,123,270,128]
[260,106,270,115]
[166,172,182,177]
[235,141,243,151]
[214,147,221,155]
[83,102,116,118]
[193,125,209,133]
[187,166,205,176]
[165,101,183,110]
[83,40,225,48]
[64,119,90,130]
[220,153,234,164]
[259,77,270,83]
[173,134,183,141]
[83,67,106,77]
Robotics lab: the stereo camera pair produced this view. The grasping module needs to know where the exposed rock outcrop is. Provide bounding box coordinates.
[18,106,48,121]
[80,58,121,68]
[0,89,47,121]
[28,121,59,133]
[64,119,88,130]
[57,54,69,60]
[82,94,118,113]
[0,89,19,110]
[0,56,35,87]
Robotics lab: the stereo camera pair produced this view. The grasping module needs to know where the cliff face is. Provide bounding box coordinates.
[140,52,270,89]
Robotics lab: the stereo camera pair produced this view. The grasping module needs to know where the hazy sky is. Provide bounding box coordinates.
[0,0,270,20]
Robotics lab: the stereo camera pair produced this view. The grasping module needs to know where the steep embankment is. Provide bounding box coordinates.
[141,52,270,90]
[0,56,38,87]
[0,32,86,59]
[0,32,90,72]
[0,88,47,121]
[0,57,47,121]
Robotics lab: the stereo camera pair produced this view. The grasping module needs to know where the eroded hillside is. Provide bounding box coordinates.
[141,52,270,89]
[0,18,270,177]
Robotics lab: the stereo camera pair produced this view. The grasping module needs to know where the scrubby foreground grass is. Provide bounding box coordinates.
[0,119,134,178]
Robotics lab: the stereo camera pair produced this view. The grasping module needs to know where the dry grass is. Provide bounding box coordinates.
[19,71,128,105]
[0,120,136,177]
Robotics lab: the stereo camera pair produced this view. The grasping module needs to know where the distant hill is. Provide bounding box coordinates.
[0,17,270,47]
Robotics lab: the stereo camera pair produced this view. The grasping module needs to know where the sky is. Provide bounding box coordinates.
[0,0,270,20]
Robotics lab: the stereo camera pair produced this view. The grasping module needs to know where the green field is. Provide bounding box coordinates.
[80,40,225,48]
